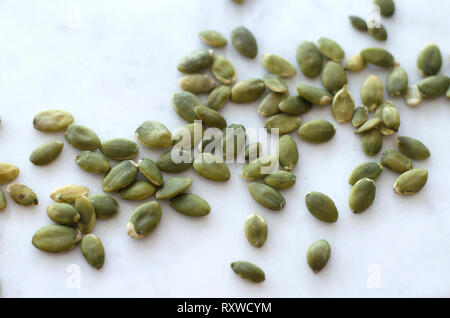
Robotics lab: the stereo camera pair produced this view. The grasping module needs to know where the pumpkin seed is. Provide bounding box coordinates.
[418,75,450,98]
[0,190,6,211]
[261,54,297,78]
[50,185,89,203]
[381,104,400,132]
[396,136,430,160]
[194,106,227,129]
[0,163,20,184]
[32,225,81,253]
[248,183,285,211]
[296,85,332,106]
[307,239,331,273]
[305,191,338,223]
[361,129,383,156]
[381,149,413,173]
[374,0,395,17]
[258,92,287,117]
[368,24,388,41]
[46,203,80,226]
[179,74,216,94]
[193,153,230,181]
[349,162,383,185]
[135,121,173,149]
[172,122,204,149]
[352,106,369,128]
[349,16,368,31]
[244,214,268,248]
[332,85,355,123]
[88,194,119,219]
[321,61,347,94]
[393,169,428,195]
[138,158,164,186]
[279,95,312,116]
[417,43,442,77]
[240,154,277,180]
[206,85,231,110]
[298,120,336,143]
[155,177,193,199]
[265,114,301,135]
[211,55,236,85]
[349,178,376,213]
[156,149,192,173]
[100,138,139,161]
[231,261,265,283]
[387,66,408,96]
[245,142,262,161]
[172,92,203,123]
[199,30,227,47]
[296,41,323,78]
[231,78,265,103]
[81,234,105,270]
[231,26,257,58]
[263,74,288,93]
[127,201,162,239]
[65,124,101,151]
[6,184,38,206]
[33,109,74,132]
[361,75,384,112]
[360,48,395,68]
[170,193,210,217]
[345,54,366,72]
[264,171,296,190]
[198,133,222,153]
[278,134,298,171]
[102,160,138,193]
[403,85,422,107]
[177,49,214,74]
[75,195,96,234]
[355,118,382,134]
[222,124,246,159]
[317,37,345,63]
[75,151,111,173]
[118,180,157,201]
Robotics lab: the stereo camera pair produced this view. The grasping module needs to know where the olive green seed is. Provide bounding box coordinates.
[0,189,6,211]
[88,194,120,219]
[396,136,430,160]
[33,109,74,132]
[65,124,101,151]
[263,74,288,93]
[387,66,408,97]
[100,138,139,161]
[361,75,384,112]
[360,48,395,68]
[199,30,227,47]
[156,149,192,173]
[178,74,216,94]
[81,234,105,270]
[264,171,296,190]
[0,163,20,184]
[393,169,428,195]
[172,122,205,149]
[248,183,286,211]
[349,16,368,31]
[307,239,331,273]
[240,154,277,180]
[279,95,312,116]
[172,92,203,123]
[321,61,347,94]
[206,85,231,110]
[352,106,369,128]
[258,92,287,117]
[417,43,442,77]
[211,55,236,85]
[127,201,162,239]
[138,158,164,186]
[231,78,265,103]
[50,184,89,203]
[6,184,38,206]
[296,41,323,78]
[244,214,268,248]
[403,85,422,107]
[155,177,193,200]
[298,120,336,143]
[75,151,111,173]
[135,121,173,149]
[332,85,355,123]
[349,178,376,214]
[118,180,157,201]
[222,124,246,160]
[265,114,301,135]
[32,225,81,253]
[75,195,96,234]
[170,193,210,217]
[345,54,366,72]
[231,261,265,283]
[46,203,80,226]
[381,149,413,173]
[381,105,400,132]
[177,49,214,74]
[348,162,383,185]
[368,24,388,41]
[245,142,262,161]
[102,160,138,193]
[194,106,227,129]
[418,75,450,99]
[374,0,395,17]
[296,85,332,106]
[193,153,230,182]
[305,191,338,223]
[361,129,383,156]
[231,26,257,59]
[317,37,345,63]
[261,54,297,78]
[278,134,298,171]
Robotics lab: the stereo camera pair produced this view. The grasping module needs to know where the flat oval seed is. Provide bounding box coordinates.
[100,138,139,161]
[296,41,323,78]
[178,74,216,94]
[240,154,277,180]
[75,195,96,234]
[361,75,384,112]
[332,85,355,123]
[50,185,89,203]
[417,44,442,77]
[375,0,395,17]
[199,30,227,47]
[177,49,214,74]
[296,85,332,106]
[33,110,74,132]
[368,24,388,41]
[138,158,164,186]
[156,149,192,173]
[307,239,331,273]
[231,26,257,59]
[317,37,345,63]
[0,163,20,184]
[135,121,173,149]
[361,129,383,156]
[348,162,383,185]
[305,191,338,223]
[172,122,204,149]
[231,78,265,103]
[381,149,413,173]
[118,180,157,201]
[169,193,210,217]
[278,135,298,171]
[0,190,6,210]
[6,184,38,206]
[211,55,236,85]
[127,201,162,239]
[46,203,80,226]
[65,124,101,150]
[349,16,368,31]
[193,153,230,182]
[381,105,400,132]
[222,124,246,159]
[89,194,119,219]
[206,85,231,110]
[155,177,193,199]
[245,142,262,161]
[345,54,366,72]
[264,171,296,190]
[257,92,287,117]
[396,136,430,160]
[387,66,408,96]
[321,61,347,94]
[418,75,450,99]
[355,118,382,134]
[81,234,105,270]
[248,183,285,211]
[279,95,312,116]
[75,151,111,173]
[32,225,81,253]
[352,106,369,128]
[194,106,227,129]
[102,160,138,193]
[244,214,268,248]
[403,85,422,107]
[261,54,297,78]
[231,261,265,283]
[360,48,395,68]
[263,74,288,93]
[349,178,376,213]
[393,169,428,195]
[172,92,203,123]
[265,114,301,135]
[298,120,336,143]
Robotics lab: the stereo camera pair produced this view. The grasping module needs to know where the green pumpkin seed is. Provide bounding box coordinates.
[32,225,81,253]
[193,153,230,181]
[257,92,287,117]
[245,142,262,161]
[127,201,162,239]
[231,78,265,103]
[393,169,428,195]
[279,95,312,116]
[387,66,408,96]
[248,183,285,211]
[349,16,368,31]
[75,195,96,234]
[321,61,347,94]
[138,158,164,186]
[50,185,89,203]
[374,0,395,17]
[403,85,422,107]
[211,55,236,85]
[332,85,355,123]
[298,120,336,143]
[368,24,388,41]
[199,30,227,47]
[135,121,173,149]
[33,109,74,132]
[349,178,376,214]
[231,26,257,59]
[352,106,369,128]
[170,193,210,217]
[172,122,204,149]
[46,203,80,226]
[361,75,384,112]
[264,171,296,190]
[179,74,216,94]
[360,48,395,68]
[177,49,214,74]
[81,234,105,270]
[355,118,382,134]
[278,134,298,171]
[0,190,6,211]
[119,180,157,201]
[172,92,203,123]
[75,151,111,173]
[317,37,345,63]
[156,149,192,173]
[6,184,38,206]
[381,104,400,132]
[296,85,332,106]
[361,129,383,156]
[263,74,288,93]
[0,163,20,184]
[305,191,338,223]
[381,149,413,173]
[418,75,450,98]
[265,114,301,135]
[345,54,366,72]
[194,106,227,129]
[348,162,383,185]
[244,214,268,248]
[102,160,138,193]
[156,177,193,199]
[88,194,119,219]
[240,154,276,180]
[222,124,246,159]
[231,261,265,283]
[307,239,331,273]
[65,124,101,151]
[296,41,323,78]
[206,85,231,110]
[100,138,139,161]
[261,54,297,78]
[417,43,442,77]
[198,133,222,153]
[396,136,430,160]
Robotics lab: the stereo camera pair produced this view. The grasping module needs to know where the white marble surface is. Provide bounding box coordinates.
[0,0,449,298]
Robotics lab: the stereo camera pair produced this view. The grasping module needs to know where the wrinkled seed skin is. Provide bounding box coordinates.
[279,96,312,116]
[321,61,347,94]
[394,169,428,195]
[349,178,376,213]
[349,16,368,31]
[6,184,38,206]
[179,74,216,94]
[307,239,331,273]
[264,171,296,190]
[417,44,442,77]
[172,92,203,123]
[231,26,257,59]
[361,129,383,156]
[265,114,301,135]
[352,106,369,128]
[33,109,74,132]
[102,160,138,193]
[75,195,96,234]
[296,85,332,106]
[193,153,230,182]
[332,85,355,123]
[248,183,285,211]
[81,234,105,270]
[119,180,157,201]
[375,0,395,17]
[127,201,162,239]
[206,85,231,110]
[244,214,268,248]
[155,177,193,200]
[100,138,139,161]
[65,124,101,151]
[156,149,192,173]
[231,261,265,283]
[46,203,80,226]
[368,24,388,41]
[348,162,383,185]
[170,193,210,217]
[261,54,297,78]
[32,225,81,253]
[75,151,111,173]
[89,194,119,219]
[0,190,6,210]
[305,192,338,223]
[418,75,450,99]
[138,158,164,186]
[361,75,384,112]
[0,163,20,184]
[278,135,298,171]
[317,37,345,63]
[50,185,89,203]
[396,136,430,160]
[135,121,173,149]
[231,79,265,103]
[199,30,227,47]
[381,149,413,173]
[387,67,408,97]
[263,74,288,93]
[360,48,395,68]
[298,120,336,143]
[296,41,323,78]
[177,49,214,74]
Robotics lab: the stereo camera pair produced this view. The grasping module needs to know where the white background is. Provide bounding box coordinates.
[0,0,449,298]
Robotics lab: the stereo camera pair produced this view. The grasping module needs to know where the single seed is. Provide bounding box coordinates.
[178,74,216,94]
[206,85,231,110]
[418,75,450,99]
[0,189,6,211]
[65,124,101,151]
[332,85,355,123]
[261,54,297,78]
[127,201,162,239]
[244,214,268,248]
[118,180,157,201]
[46,203,80,226]
[240,154,277,180]
[156,149,192,173]
[349,178,376,213]
[231,78,265,103]
[258,92,288,117]
[387,66,408,97]
[81,234,105,270]
[0,163,20,184]
[355,118,382,134]
[138,158,164,186]
[348,162,383,185]
[403,85,422,107]
[194,106,227,129]
[360,48,395,68]
[245,142,262,161]
[170,193,210,217]
[33,109,74,132]
[177,49,214,74]
[361,75,384,112]
[193,153,230,182]
[100,138,139,161]
[361,129,383,156]
[393,169,428,195]
[263,74,288,93]
[199,30,227,47]
[89,194,119,219]
[321,61,347,94]
[396,136,430,160]
[155,177,193,199]
[296,41,323,78]
[305,191,338,223]
[352,106,369,128]
[231,261,265,283]
[417,43,442,77]
[102,160,138,193]
[368,24,388,41]
[231,26,257,59]
[211,56,236,86]
[278,134,298,171]
[32,225,81,253]
[264,171,296,190]
[381,104,400,132]
[222,124,246,159]
[135,121,173,149]
[381,149,413,173]
[6,184,38,206]
[248,183,285,211]
[75,195,96,234]
[75,151,111,173]
[265,114,301,135]
[307,239,331,273]
[349,16,368,31]
[279,95,312,116]
[345,54,366,72]
[296,85,332,106]
[317,37,345,63]
[172,92,203,123]
[298,120,336,143]
[374,0,395,17]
